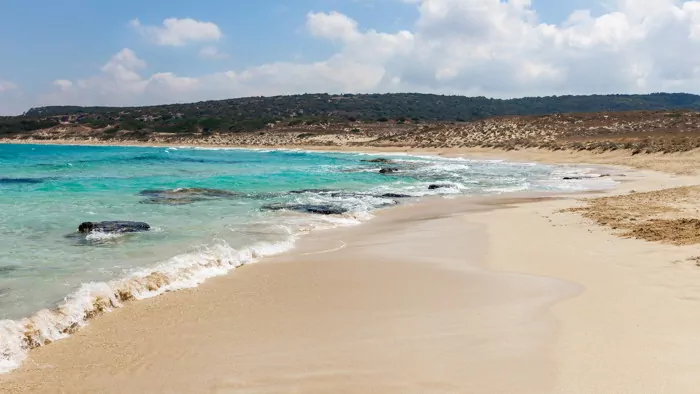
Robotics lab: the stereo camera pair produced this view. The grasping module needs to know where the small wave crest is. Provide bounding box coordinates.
[0,238,295,374]
[84,231,126,242]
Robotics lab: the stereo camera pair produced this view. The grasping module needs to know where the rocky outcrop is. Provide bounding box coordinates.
[379,168,399,174]
[261,203,348,215]
[78,221,150,234]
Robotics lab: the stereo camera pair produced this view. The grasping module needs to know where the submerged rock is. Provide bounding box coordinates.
[78,221,151,234]
[138,187,240,205]
[379,167,399,174]
[563,174,611,180]
[378,193,412,198]
[140,188,239,198]
[261,203,348,215]
[140,197,208,205]
[0,177,46,185]
[288,189,336,194]
[362,158,394,164]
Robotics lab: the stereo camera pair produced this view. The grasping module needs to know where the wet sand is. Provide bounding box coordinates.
[3,144,700,392]
[2,196,581,393]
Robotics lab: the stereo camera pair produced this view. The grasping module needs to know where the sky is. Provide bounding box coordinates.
[1,0,699,115]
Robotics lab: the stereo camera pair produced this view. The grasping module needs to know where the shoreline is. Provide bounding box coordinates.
[3,141,700,392]
[1,192,585,393]
[0,144,617,377]
[5,137,700,174]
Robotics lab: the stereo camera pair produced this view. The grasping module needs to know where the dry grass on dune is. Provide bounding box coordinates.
[566,186,700,245]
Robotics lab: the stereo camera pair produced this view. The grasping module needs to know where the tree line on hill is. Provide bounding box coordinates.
[2,92,700,137]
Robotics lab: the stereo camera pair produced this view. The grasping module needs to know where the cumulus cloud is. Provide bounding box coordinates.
[130,18,223,46]
[40,48,201,107]
[53,80,73,91]
[306,11,362,42]
[40,1,700,109]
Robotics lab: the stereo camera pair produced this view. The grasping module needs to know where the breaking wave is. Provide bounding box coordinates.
[0,237,296,373]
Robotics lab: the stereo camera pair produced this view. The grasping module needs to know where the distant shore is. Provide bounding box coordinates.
[4,136,700,174]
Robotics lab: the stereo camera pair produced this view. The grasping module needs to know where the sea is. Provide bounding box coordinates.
[0,143,616,373]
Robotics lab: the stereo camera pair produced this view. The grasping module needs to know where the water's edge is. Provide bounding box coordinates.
[0,144,618,374]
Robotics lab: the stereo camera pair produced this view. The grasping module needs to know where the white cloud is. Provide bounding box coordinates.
[199,46,229,59]
[38,1,700,109]
[306,11,362,42]
[130,18,223,46]
[53,80,73,91]
[40,48,201,107]
[0,80,17,92]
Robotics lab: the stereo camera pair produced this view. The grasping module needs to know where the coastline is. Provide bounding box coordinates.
[5,137,700,174]
[2,141,700,392]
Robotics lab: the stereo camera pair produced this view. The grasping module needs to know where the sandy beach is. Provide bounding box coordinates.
[3,144,700,393]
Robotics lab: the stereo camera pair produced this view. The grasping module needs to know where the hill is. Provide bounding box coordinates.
[3,92,700,138]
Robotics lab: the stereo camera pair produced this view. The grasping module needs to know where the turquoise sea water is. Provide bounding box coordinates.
[0,143,615,372]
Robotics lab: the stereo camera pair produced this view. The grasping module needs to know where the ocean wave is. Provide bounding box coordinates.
[0,238,296,374]
[0,197,381,374]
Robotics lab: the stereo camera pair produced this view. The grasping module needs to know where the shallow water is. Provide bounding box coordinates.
[0,143,615,372]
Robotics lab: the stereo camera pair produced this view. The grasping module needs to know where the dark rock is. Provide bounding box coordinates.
[379,167,399,174]
[78,221,151,234]
[362,158,394,164]
[378,193,412,198]
[261,203,348,215]
[428,184,456,190]
[563,174,611,180]
[288,189,336,194]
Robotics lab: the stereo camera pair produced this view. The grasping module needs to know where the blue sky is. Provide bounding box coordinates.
[0,0,697,115]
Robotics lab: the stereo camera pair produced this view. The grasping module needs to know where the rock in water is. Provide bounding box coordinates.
[362,158,394,164]
[0,178,45,185]
[379,193,412,198]
[428,184,456,190]
[379,167,399,174]
[78,221,151,234]
[261,203,348,215]
[138,188,240,205]
[288,189,336,194]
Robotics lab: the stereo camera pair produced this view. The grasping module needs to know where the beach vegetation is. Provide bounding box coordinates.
[2,93,700,138]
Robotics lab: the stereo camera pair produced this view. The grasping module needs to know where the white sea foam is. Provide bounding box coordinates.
[0,201,382,374]
[0,236,298,374]
[84,231,126,242]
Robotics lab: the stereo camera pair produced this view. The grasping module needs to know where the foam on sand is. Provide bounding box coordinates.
[0,238,295,373]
